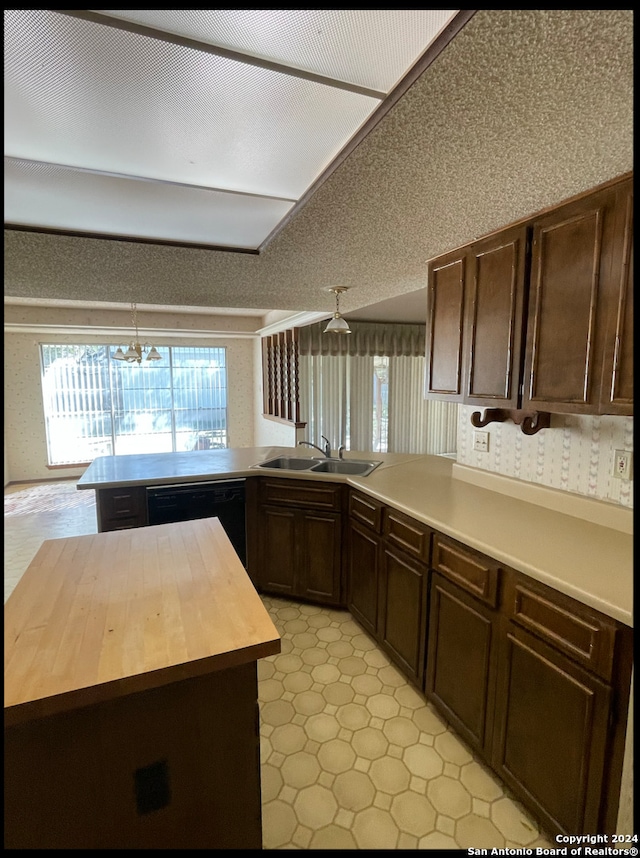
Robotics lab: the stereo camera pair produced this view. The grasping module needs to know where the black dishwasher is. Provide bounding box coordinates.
[146,479,246,567]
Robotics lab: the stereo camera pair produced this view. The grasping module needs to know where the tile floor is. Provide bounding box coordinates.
[5,479,556,851]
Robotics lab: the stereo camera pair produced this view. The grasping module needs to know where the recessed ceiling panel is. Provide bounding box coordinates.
[4,159,293,250]
[93,9,460,92]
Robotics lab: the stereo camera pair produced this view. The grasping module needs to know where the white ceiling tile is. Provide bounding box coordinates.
[4,159,294,250]
[92,10,459,92]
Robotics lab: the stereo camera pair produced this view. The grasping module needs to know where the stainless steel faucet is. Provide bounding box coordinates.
[298,435,332,457]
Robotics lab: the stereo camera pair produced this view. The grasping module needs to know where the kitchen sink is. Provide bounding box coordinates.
[254,456,381,477]
[310,459,381,476]
[255,456,319,470]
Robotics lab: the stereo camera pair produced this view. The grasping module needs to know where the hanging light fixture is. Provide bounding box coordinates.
[112,302,162,364]
[323,286,351,334]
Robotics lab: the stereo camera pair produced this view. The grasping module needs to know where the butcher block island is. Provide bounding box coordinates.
[4,517,281,850]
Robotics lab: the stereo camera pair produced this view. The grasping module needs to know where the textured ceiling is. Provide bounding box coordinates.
[3,9,634,326]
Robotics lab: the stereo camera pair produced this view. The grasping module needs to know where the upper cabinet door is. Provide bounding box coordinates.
[424,173,633,417]
[599,180,633,415]
[521,186,620,414]
[425,249,466,401]
[463,225,529,409]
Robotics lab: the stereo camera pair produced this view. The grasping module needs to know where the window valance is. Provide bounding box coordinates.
[298,321,425,357]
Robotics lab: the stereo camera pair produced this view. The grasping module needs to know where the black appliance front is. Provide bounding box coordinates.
[146,479,246,567]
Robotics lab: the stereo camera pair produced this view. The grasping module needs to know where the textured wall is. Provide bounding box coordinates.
[457,407,633,509]
[4,329,256,482]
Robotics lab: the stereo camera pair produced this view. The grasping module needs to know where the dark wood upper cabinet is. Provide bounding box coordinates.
[599,180,633,414]
[425,173,633,418]
[425,250,466,400]
[463,225,529,409]
[522,184,622,413]
[425,223,529,410]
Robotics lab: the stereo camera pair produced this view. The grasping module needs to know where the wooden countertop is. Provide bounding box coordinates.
[4,518,281,728]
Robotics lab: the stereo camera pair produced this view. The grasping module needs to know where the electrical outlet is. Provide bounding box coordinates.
[612,450,633,481]
[473,431,489,453]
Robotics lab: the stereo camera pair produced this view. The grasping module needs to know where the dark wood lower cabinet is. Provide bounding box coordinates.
[378,545,429,686]
[257,504,342,604]
[252,483,631,839]
[260,505,298,597]
[301,509,342,603]
[425,572,497,758]
[347,520,381,637]
[493,624,612,836]
[96,485,147,531]
[250,478,345,606]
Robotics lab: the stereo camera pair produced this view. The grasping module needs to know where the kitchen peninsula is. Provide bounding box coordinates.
[4,517,281,849]
[75,446,633,838]
[77,446,632,627]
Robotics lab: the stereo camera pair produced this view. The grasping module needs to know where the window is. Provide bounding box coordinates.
[298,321,457,456]
[40,344,228,465]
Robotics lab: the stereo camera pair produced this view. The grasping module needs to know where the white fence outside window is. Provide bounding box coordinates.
[40,344,228,465]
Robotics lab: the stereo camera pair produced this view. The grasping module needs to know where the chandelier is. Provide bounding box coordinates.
[112,302,162,364]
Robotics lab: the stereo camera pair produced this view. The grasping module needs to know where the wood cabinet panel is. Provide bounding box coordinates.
[349,490,383,532]
[383,508,432,565]
[433,535,500,607]
[347,520,381,637]
[507,574,617,681]
[260,478,343,511]
[253,478,345,606]
[425,572,497,757]
[599,180,633,414]
[300,511,342,603]
[259,506,298,596]
[96,486,147,531]
[425,251,466,399]
[5,663,263,849]
[493,624,611,836]
[522,188,620,411]
[464,225,529,407]
[379,544,429,686]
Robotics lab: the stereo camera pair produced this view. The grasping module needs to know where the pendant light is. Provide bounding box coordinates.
[324,287,351,334]
[112,303,162,364]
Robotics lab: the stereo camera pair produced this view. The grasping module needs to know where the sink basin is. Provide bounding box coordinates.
[310,459,381,476]
[255,456,319,470]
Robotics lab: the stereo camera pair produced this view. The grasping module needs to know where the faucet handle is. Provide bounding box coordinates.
[321,435,332,457]
[338,445,345,460]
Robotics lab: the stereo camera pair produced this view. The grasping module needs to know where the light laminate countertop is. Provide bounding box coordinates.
[77,447,633,628]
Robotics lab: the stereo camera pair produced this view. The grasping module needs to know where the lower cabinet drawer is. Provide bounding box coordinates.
[506,573,618,681]
[433,535,500,607]
[349,490,383,532]
[383,508,432,564]
[260,478,343,511]
[97,486,147,531]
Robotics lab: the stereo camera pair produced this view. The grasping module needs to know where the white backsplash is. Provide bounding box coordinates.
[457,406,633,508]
